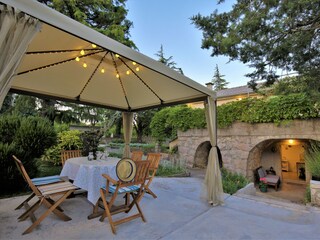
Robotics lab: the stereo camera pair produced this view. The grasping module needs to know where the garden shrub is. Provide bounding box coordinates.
[0,115,56,195]
[304,141,320,179]
[41,130,83,165]
[156,162,188,177]
[151,105,206,142]
[221,168,250,195]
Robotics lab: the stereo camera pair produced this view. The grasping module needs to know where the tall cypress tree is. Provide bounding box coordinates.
[212,65,228,91]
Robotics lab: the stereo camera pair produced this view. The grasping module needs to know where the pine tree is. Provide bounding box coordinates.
[212,65,228,91]
[155,45,184,74]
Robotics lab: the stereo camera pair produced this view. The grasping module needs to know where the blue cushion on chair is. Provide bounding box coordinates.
[31,175,62,186]
[105,185,140,194]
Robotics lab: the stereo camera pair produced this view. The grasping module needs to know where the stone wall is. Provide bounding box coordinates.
[178,119,320,179]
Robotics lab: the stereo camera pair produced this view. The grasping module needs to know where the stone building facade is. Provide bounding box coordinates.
[178,119,320,181]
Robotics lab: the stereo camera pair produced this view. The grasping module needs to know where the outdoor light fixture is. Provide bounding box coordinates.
[75,57,80,62]
[136,67,140,71]
[132,61,136,65]
[116,74,119,78]
[115,54,120,58]
[91,44,97,48]
[83,62,87,68]
[126,70,130,75]
[80,50,85,55]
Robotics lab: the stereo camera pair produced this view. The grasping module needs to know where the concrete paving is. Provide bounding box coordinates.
[1,177,320,240]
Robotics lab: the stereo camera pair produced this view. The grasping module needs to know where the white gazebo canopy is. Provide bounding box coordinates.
[0,0,223,206]
[0,0,214,111]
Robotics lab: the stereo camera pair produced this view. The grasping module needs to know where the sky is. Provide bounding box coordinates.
[126,0,252,88]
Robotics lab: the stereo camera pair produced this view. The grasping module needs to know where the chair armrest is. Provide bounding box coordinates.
[102,174,118,185]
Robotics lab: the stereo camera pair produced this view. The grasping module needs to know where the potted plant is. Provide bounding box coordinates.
[259,177,267,192]
[305,142,320,206]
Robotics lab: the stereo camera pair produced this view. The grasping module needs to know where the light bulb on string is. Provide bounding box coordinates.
[83,62,87,68]
[116,74,119,78]
[136,67,140,72]
[75,57,80,62]
[80,50,85,55]
[126,70,130,75]
[115,54,120,58]
[132,62,136,65]
[92,44,97,48]
[101,68,105,73]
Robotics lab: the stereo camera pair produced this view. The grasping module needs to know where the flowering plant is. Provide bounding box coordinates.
[259,177,267,188]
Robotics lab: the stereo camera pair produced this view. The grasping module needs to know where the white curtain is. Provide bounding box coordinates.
[0,5,42,108]
[122,112,134,158]
[204,96,224,206]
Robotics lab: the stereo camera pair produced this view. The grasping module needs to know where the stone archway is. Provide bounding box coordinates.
[178,120,320,176]
[247,138,313,182]
[194,141,211,168]
[247,139,276,181]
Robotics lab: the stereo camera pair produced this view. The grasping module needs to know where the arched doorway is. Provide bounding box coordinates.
[193,141,223,169]
[193,141,211,168]
[247,138,312,203]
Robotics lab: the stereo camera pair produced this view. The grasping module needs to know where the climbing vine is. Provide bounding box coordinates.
[150,93,320,142]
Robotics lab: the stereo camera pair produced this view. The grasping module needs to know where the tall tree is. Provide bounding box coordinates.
[37,0,136,48]
[191,0,320,89]
[155,45,184,74]
[131,44,185,142]
[212,65,229,90]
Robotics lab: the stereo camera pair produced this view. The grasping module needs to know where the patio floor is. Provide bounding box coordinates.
[1,177,320,240]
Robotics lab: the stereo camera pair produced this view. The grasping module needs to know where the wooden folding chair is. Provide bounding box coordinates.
[145,153,162,198]
[12,155,77,235]
[15,175,65,211]
[89,159,150,234]
[61,149,82,166]
[131,150,143,161]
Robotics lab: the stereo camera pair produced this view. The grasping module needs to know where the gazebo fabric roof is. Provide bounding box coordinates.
[2,0,214,111]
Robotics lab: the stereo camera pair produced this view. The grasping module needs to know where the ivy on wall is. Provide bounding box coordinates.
[222,93,319,126]
[150,94,320,142]
[150,105,206,142]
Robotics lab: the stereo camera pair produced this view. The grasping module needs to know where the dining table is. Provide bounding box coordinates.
[60,156,120,204]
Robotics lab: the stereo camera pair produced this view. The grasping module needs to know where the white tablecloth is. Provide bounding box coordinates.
[60,157,120,204]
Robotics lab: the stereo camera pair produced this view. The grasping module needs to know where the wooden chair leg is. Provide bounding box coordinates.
[18,200,41,221]
[42,198,72,221]
[145,187,157,198]
[99,189,116,234]
[130,192,146,222]
[22,190,74,235]
[15,193,35,210]
[145,176,157,198]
